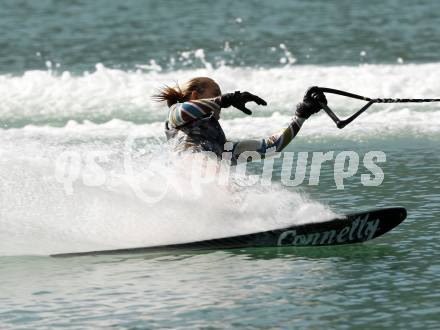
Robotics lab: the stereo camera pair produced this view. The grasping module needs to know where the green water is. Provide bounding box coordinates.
[1,0,440,329]
[1,0,440,74]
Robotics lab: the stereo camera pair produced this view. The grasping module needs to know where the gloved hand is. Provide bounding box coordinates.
[217,91,267,115]
[295,86,327,119]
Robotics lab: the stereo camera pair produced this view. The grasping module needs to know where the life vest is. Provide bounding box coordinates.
[165,114,227,157]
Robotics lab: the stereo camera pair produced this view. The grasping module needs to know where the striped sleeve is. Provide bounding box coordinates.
[167,99,221,127]
[263,116,305,152]
[231,116,306,161]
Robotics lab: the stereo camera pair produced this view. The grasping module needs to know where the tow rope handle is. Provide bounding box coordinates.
[317,87,440,129]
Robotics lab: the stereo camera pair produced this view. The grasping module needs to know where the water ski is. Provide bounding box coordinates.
[53,207,406,257]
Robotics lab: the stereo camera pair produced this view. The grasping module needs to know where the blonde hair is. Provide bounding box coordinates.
[153,77,220,107]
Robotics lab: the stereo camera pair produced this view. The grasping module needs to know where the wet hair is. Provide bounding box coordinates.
[153,77,220,107]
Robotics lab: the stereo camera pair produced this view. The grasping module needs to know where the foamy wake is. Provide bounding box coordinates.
[0,153,336,256]
[0,62,439,128]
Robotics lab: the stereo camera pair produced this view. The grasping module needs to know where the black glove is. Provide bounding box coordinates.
[217,91,267,115]
[295,86,327,119]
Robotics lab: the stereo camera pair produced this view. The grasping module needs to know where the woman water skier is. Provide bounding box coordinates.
[154,77,327,163]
